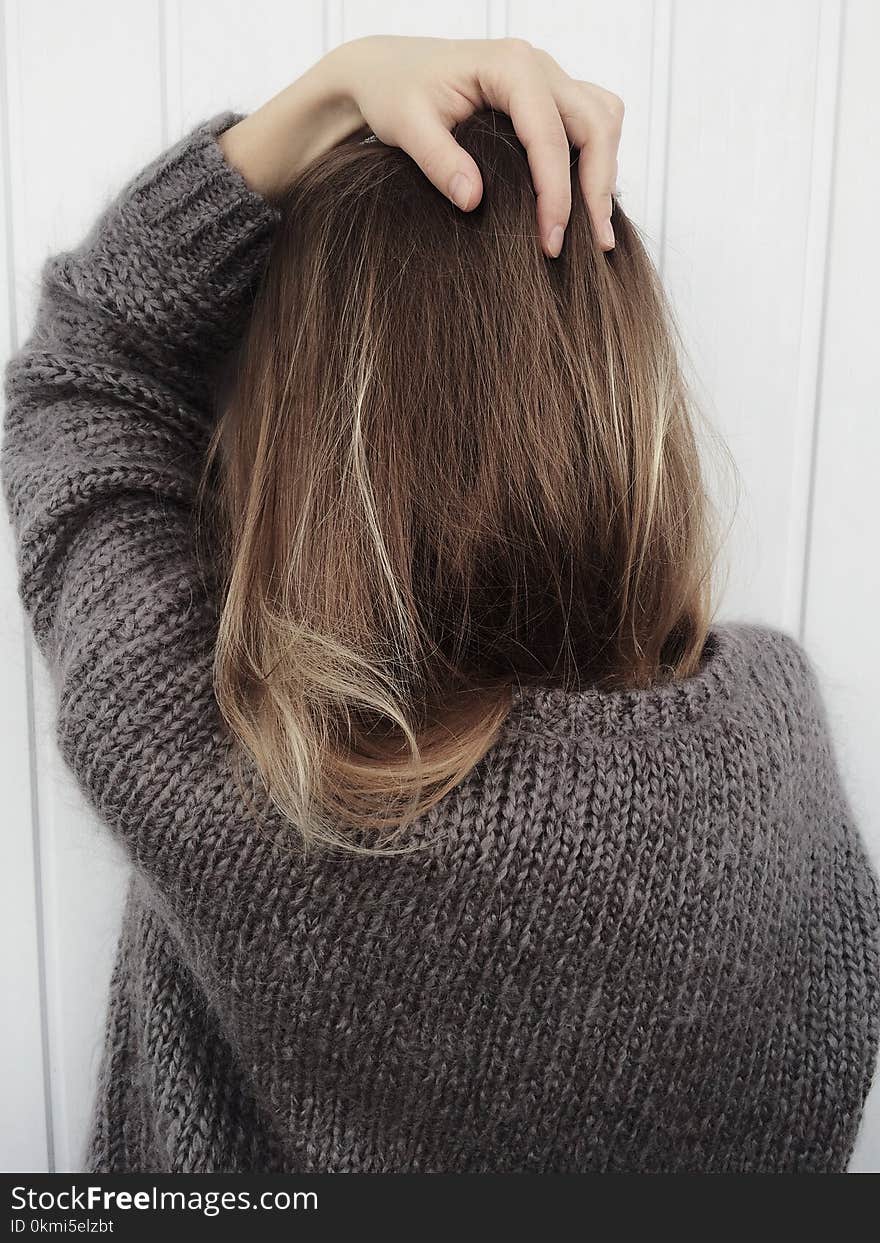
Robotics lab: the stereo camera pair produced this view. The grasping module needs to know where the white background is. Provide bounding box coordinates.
[1,0,878,1173]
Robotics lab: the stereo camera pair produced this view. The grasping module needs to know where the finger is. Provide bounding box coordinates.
[504,85,573,258]
[558,86,624,250]
[396,110,485,212]
[578,146,617,250]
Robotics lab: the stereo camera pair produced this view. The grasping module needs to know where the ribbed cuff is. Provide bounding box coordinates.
[126,110,281,231]
[52,111,286,378]
[116,110,283,322]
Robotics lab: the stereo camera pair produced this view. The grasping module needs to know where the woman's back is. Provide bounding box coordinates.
[88,616,877,1172]
[2,104,878,1173]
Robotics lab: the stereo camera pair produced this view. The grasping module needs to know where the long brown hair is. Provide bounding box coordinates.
[196,110,729,857]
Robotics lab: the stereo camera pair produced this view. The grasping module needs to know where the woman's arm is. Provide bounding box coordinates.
[1,111,284,890]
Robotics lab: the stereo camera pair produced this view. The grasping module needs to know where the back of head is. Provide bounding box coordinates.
[199,110,722,855]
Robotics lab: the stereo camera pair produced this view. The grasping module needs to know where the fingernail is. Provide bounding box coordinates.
[449,173,471,210]
[547,225,565,258]
[602,221,615,249]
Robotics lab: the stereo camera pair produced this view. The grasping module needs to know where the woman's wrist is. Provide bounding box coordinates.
[217,55,364,203]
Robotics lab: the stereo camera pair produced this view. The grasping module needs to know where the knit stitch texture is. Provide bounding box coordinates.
[2,111,879,1174]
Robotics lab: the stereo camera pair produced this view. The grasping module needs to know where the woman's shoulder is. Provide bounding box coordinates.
[720,618,822,695]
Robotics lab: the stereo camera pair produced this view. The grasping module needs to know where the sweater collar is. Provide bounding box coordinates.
[506,622,747,741]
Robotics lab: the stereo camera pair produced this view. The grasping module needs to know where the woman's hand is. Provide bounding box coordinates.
[218,35,624,256]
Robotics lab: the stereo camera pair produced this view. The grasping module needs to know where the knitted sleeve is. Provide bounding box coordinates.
[770,628,880,1165]
[0,112,281,879]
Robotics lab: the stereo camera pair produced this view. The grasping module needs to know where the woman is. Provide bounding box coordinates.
[2,35,878,1174]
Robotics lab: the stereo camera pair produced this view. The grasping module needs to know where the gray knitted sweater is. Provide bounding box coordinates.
[2,111,879,1175]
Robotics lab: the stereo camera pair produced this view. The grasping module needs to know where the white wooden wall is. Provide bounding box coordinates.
[1,0,878,1173]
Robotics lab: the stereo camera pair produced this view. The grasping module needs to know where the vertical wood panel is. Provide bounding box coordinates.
[341,0,488,40]
[0,0,50,1176]
[785,0,842,633]
[663,0,824,627]
[170,0,325,136]
[801,0,880,1171]
[486,0,508,39]
[643,0,672,271]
